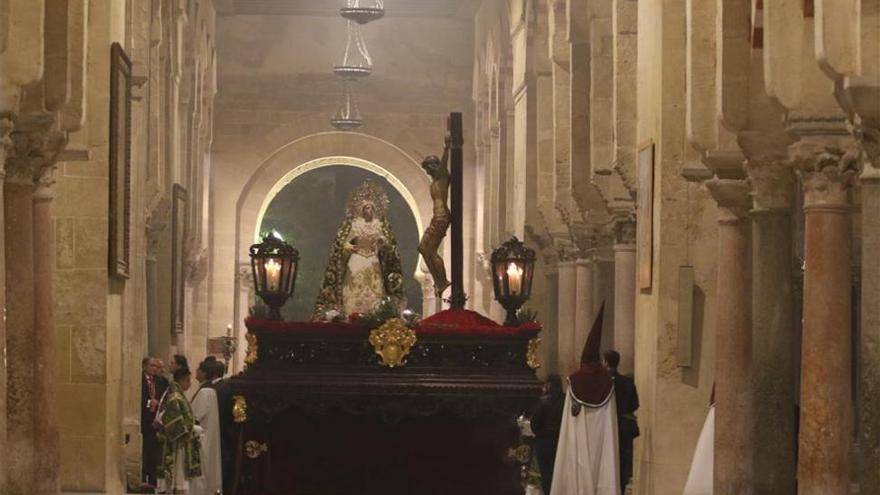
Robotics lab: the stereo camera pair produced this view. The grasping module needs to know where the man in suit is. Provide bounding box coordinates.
[604,350,640,494]
[141,357,168,489]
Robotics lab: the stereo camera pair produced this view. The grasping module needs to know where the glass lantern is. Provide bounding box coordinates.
[249,231,300,320]
[490,236,536,326]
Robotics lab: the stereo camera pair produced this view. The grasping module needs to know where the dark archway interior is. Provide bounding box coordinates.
[259,165,422,321]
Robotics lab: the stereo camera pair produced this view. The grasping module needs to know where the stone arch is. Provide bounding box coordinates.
[231,132,434,346]
[251,156,426,245]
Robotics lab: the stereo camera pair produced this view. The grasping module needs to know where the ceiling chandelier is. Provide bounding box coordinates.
[340,0,385,24]
[330,80,364,131]
[333,21,373,78]
[331,0,384,130]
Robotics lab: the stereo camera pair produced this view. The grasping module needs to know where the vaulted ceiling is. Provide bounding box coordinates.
[216,0,482,20]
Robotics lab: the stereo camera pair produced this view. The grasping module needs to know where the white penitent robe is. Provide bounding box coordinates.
[190,385,223,495]
[683,406,715,495]
[550,390,620,495]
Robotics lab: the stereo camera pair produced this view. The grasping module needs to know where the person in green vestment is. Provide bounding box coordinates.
[156,368,202,494]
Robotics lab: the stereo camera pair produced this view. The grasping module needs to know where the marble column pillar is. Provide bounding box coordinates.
[4,167,36,494]
[557,260,577,375]
[855,122,880,493]
[613,217,636,375]
[707,179,754,495]
[0,114,11,495]
[32,166,59,494]
[746,160,797,495]
[797,160,854,495]
[574,258,595,364]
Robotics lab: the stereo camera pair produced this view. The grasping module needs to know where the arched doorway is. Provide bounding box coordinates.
[255,160,424,321]
[225,132,438,371]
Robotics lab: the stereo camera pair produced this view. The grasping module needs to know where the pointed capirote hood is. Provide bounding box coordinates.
[569,302,614,406]
[580,303,605,365]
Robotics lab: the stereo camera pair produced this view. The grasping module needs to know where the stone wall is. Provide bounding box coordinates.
[0,0,217,492]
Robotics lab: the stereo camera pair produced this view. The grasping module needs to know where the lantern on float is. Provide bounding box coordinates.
[490,236,536,326]
[249,231,300,320]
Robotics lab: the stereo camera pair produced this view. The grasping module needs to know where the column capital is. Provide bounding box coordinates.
[575,257,593,268]
[32,164,58,201]
[746,158,795,212]
[611,212,636,246]
[791,142,859,210]
[0,113,13,178]
[706,178,751,222]
[6,115,66,187]
[557,247,578,264]
[184,247,208,283]
[850,117,880,180]
[237,261,254,291]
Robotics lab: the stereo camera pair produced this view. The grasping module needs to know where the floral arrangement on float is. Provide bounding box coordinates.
[311,297,422,368]
[315,296,420,329]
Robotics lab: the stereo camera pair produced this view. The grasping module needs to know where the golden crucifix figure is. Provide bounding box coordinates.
[418,135,452,297]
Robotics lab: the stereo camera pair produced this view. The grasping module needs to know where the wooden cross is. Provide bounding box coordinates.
[448,112,467,309]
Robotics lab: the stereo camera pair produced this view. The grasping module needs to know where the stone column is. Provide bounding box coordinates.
[746,159,797,494]
[612,216,636,375]
[557,259,577,375]
[796,152,855,495]
[853,118,880,493]
[4,160,36,495]
[32,165,59,494]
[573,257,595,363]
[0,113,11,495]
[706,179,754,495]
[855,122,880,494]
[145,202,169,357]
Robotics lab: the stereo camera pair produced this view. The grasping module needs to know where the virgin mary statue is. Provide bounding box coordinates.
[313,180,407,318]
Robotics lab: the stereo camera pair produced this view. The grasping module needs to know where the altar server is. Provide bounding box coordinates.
[551,303,620,495]
[190,358,223,495]
[156,368,202,494]
[683,388,715,495]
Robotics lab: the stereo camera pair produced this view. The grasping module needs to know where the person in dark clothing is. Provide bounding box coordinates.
[530,374,565,494]
[141,357,168,488]
[604,350,639,494]
[170,354,189,376]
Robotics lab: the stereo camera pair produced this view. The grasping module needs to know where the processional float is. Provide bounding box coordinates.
[232,113,543,495]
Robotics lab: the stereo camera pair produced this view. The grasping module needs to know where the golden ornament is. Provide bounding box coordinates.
[232,395,248,423]
[368,318,417,368]
[244,332,258,365]
[526,337,542,370]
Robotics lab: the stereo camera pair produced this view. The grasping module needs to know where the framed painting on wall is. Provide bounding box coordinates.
[108,42,132,279]
[171,184,188,334]
[637,140,654,291]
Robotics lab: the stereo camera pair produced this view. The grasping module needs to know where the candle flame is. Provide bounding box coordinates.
[265,258,282,290]
[506,262,523,295]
